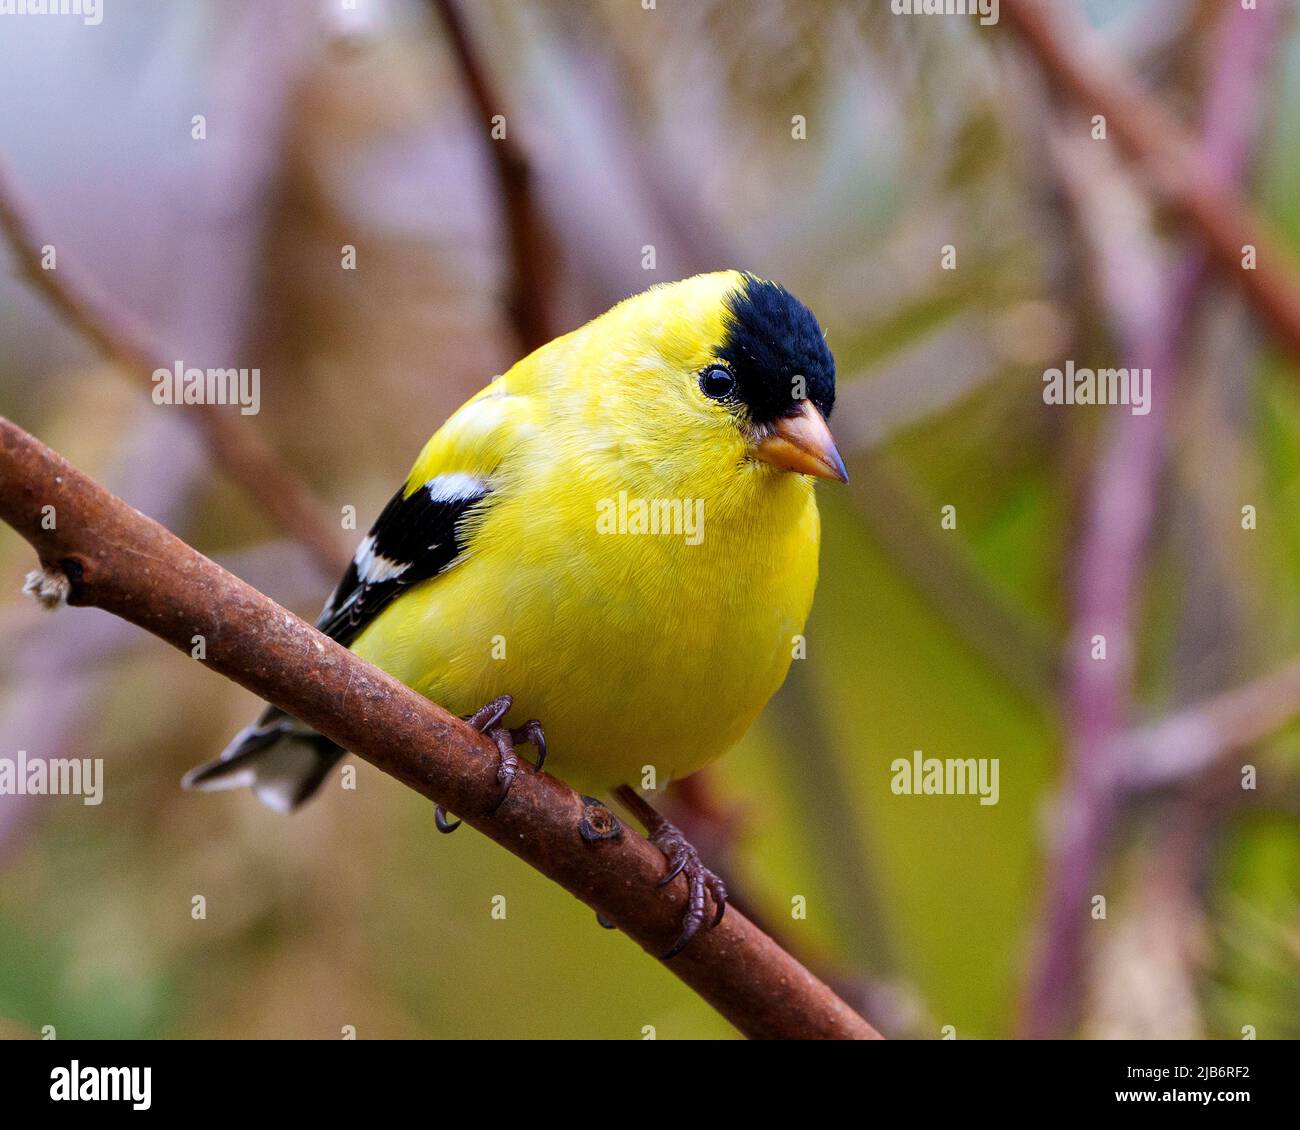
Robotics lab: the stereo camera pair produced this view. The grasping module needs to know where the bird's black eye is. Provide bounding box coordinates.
[699,365,736,400]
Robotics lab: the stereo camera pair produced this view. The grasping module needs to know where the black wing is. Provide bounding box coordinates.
[317,474,490,647]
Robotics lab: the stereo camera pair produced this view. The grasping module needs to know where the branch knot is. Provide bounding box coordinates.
[22,563,71,609]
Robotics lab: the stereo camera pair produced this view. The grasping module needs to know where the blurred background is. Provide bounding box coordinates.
[0,0,1297,1039]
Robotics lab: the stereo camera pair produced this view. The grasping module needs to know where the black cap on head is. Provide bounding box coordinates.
[716,274,836,426]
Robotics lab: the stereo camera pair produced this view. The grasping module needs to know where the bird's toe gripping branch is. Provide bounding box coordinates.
[613,785,728,958]
[435,694,547,833]
[651,820,728,958]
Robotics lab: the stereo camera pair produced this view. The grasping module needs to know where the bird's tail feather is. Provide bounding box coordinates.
[182,706,345,812]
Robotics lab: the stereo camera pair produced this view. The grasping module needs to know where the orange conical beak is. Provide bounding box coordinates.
[752,401,849,482]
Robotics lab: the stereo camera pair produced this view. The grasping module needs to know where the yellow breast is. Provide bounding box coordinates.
[352,445,820,793]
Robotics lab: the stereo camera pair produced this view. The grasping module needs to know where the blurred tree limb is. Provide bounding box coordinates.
[1017,0,1283,1038]
[1001,0,1300,363]
[430,0,556,352]
[0,161,349,581]
[1116,655,1300,793]
[0,414,880,1041]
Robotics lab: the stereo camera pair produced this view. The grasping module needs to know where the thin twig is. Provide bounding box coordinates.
[0,161,349,580]
[430,0,556,352]
[0,414,881,1041]
[1116,655,1300,792]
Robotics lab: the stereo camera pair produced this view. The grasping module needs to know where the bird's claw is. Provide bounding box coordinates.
[438,695,546,830]
[650,819,728,959]
[510,719,546,773]
[466,694,513,733]
[487,726,518,808]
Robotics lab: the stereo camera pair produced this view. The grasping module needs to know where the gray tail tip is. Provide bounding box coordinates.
[179,759,243,793]
[183,714,343,813]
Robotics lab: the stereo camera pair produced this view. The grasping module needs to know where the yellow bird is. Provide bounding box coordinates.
[184,270,847,954]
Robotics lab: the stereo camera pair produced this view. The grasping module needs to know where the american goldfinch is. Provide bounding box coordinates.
[184,270,846,954]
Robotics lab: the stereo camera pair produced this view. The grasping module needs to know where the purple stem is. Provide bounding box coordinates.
[1019,2,1283,1038]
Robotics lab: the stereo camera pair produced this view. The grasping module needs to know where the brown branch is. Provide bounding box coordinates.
[430,0,556,352]
[0,162,349,581]
[1001,0,1300,363]
[0,414,880,1041]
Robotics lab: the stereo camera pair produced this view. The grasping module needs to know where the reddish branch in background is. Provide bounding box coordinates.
[1005,0,1288,1037]
[0,162,349,581]
[430,0,557,353]
[1001,0,1300,362]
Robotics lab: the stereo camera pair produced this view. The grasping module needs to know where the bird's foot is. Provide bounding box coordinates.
[613,785,728,958]
[650,819,728,958]
[435,694,546,833]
